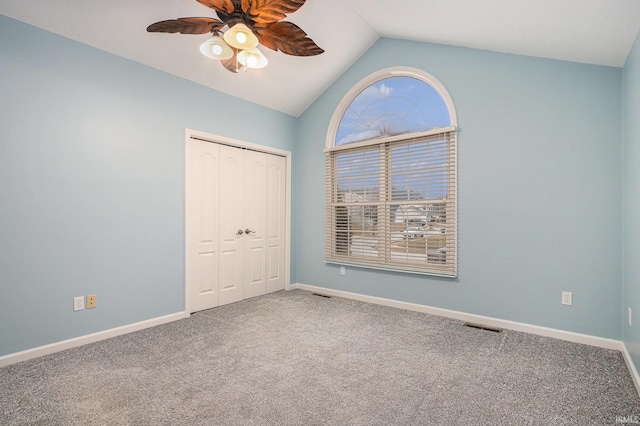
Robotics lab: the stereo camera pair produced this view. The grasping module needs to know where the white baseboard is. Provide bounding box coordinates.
[290,283,623,350]
[622,344,640,397]
[0,311,189,368]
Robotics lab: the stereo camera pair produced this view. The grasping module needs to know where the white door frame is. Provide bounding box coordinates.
[184,128,292,315]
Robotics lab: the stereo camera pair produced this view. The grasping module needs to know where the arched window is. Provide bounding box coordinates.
[325,67,458,277]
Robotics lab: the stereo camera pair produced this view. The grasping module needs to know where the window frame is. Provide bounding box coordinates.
[325,67,458,277]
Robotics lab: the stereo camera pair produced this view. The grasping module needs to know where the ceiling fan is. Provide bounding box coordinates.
[147,0,324,73]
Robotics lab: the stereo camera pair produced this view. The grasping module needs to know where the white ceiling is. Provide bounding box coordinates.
[2,0,640,117]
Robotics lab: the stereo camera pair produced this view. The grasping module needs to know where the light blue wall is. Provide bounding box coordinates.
[624,32,640,370]
[0,14,631,358]
[297,38,623,339]
[0,15,296,356]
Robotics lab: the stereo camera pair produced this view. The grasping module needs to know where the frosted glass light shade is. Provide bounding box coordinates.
[237,48,268,69]
[200,36,233,60]
[223,23,259,50]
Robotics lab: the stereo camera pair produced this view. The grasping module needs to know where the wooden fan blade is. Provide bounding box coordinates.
[255,21,323,56]
[147,17,224,34]
[197,0,235,15]
[221,50,244,73]
[242,0,305,25]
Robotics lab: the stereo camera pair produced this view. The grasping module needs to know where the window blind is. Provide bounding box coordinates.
[325,128,457,277]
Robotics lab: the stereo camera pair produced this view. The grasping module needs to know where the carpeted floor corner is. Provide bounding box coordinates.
[1,289,639,425]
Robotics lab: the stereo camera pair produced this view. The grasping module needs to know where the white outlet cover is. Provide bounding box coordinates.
[561,291,572,306]
[74,296,84,311]
[629,307,633,326]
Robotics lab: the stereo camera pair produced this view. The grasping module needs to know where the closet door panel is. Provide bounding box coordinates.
[218,145,245,306]
[188,140,220,312]
[243,150,268,299]
[266,154,286,293]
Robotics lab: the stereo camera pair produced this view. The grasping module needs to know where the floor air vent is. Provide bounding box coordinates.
[463,322,503,333]
[312,293,332,299]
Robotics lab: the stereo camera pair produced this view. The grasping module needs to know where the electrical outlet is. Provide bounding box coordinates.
[340,266,345,276]
[73,296,84,311]
[561,291,572,306]
[86,294,97,309]
[629,307,633,326]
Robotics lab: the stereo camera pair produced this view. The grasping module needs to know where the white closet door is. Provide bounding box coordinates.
[188,140,220,312]
[266,155,286,293]
[218,144,245,306]
[244,150,268,299]
[188,138,287,312]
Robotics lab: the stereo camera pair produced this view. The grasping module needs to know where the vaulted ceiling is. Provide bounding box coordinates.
[2,0,640,116]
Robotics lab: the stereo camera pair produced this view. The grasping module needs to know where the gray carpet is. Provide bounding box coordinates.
[1,289,639,425]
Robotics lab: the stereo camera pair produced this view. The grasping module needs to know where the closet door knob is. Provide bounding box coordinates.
[245,229,255,235]
[236,229,244,235]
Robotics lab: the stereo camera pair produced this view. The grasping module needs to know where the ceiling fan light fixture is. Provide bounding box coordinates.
[200,35,233,60]
[223,23,259,50]
[147,0,323,73]
[237,48,268,69]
